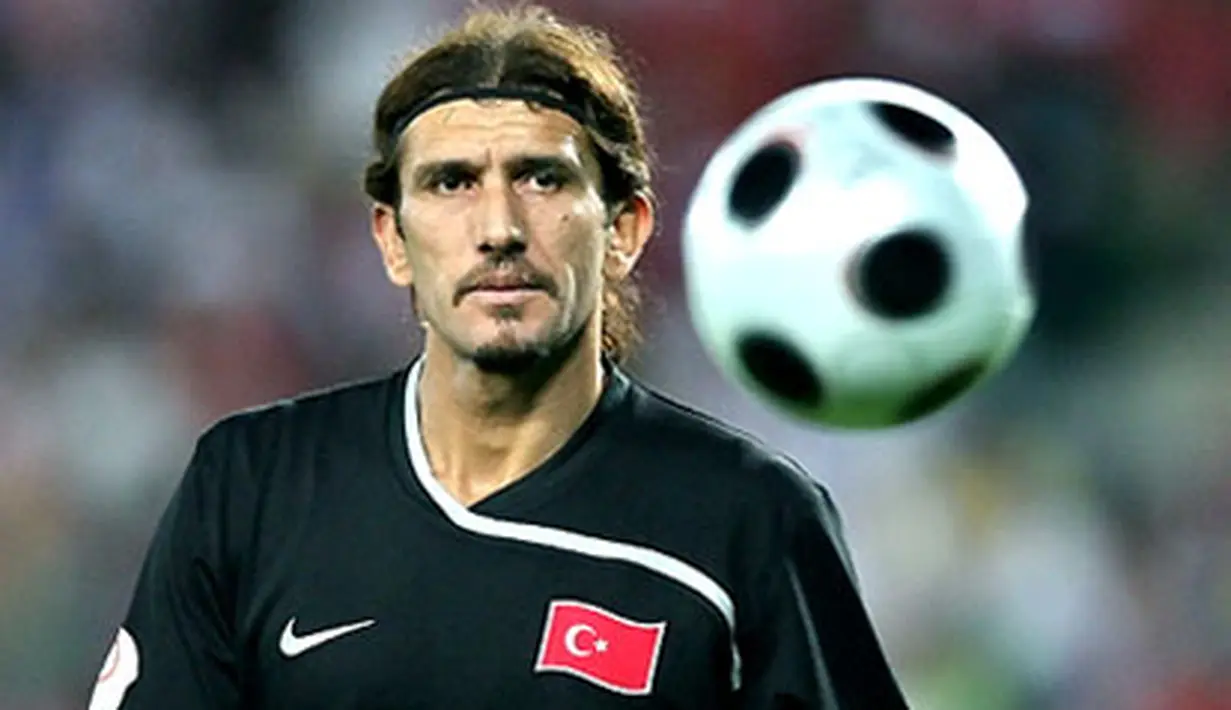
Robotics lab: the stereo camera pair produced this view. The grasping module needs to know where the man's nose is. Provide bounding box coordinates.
[476,182,527,256]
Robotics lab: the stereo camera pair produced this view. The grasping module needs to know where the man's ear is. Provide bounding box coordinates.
[607,192,655,278]
[371,202,414,287]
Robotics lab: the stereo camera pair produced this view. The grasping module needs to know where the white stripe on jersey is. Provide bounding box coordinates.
[403,359,742,690]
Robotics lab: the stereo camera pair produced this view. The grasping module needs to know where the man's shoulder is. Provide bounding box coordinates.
[195,366,407,460]
[614,374,851,580]
[620,374,831,509]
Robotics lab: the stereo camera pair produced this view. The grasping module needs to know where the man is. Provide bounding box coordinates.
[90,6,910,709]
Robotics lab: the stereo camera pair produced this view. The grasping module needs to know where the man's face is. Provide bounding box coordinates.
[372,99,633,371]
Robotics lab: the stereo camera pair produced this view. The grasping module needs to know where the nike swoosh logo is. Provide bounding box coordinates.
[279,617,376,658]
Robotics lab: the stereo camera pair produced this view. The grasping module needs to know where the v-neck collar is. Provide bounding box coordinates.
[400,356,629,518]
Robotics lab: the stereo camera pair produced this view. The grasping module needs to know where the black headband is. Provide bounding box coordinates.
[389,86,590,147]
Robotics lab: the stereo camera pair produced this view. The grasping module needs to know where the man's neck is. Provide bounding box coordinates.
[416,334,606,507]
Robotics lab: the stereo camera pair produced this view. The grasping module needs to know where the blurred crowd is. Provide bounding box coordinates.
[1,0,1228,708]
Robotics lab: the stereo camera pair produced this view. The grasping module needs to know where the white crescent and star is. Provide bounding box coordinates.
[563,623,609,657]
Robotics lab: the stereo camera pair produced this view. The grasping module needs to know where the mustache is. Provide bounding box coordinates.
[453,260,558,306]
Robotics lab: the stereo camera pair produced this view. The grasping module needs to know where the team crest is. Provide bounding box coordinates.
[534,599,667,695]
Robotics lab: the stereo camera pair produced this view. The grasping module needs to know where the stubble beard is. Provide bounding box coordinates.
[462,307,588,376]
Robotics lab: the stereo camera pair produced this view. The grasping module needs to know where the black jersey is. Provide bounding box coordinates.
[89,360,910,710]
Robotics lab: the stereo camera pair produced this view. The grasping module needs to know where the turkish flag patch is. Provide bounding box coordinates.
[534,599,668,695]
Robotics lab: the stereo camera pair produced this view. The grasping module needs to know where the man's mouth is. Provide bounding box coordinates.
[458,275,549,307]
[472,280,540,292]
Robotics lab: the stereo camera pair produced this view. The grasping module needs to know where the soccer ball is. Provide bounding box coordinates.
[681,77,1034,429]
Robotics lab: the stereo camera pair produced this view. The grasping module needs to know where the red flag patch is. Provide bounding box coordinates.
[534,599,668,695]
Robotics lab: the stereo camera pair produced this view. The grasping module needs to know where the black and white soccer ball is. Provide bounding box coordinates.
[681,77,1034,429]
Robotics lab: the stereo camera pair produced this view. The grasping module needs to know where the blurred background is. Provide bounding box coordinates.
[1,0,1228,708]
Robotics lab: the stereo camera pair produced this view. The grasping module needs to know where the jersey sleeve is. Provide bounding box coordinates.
[736,465,910,710]
[88,428,243,710]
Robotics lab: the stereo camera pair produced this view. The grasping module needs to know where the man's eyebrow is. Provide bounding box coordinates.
[408,153,588,187]
[409,159,482,186]
[505,154,588,181]
[507,154,573,170]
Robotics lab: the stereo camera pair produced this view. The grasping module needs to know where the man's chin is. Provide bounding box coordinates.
[469,342,551,375]
[466,326,586,376]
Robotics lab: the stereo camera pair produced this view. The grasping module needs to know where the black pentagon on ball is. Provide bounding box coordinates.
[851,228,951,320]
[871,102,956,157]
[736,332,825,409]
[728,140,800,226]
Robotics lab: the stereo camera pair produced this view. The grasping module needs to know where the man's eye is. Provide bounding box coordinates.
[523,169,567,192]
[433,174,474,193]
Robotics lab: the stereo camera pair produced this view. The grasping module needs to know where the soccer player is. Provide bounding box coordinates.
[89,6,910,709]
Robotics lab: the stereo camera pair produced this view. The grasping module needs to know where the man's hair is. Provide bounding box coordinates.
[363,4,655,365]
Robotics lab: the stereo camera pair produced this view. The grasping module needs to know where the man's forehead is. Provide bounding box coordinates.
[401,99,588,164]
